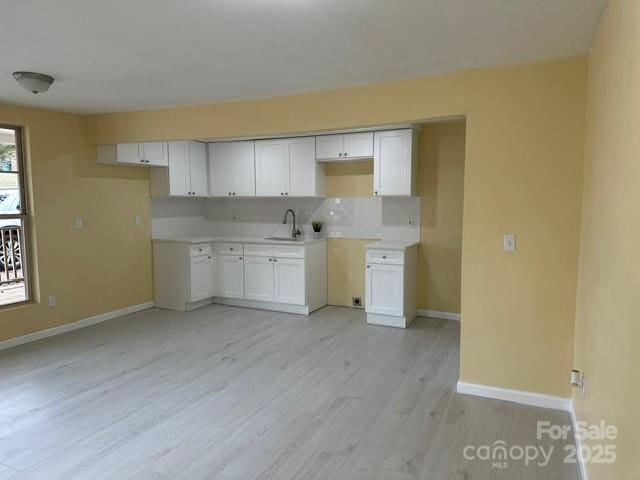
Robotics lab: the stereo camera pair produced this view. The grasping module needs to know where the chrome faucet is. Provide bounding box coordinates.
[283,209,301,239]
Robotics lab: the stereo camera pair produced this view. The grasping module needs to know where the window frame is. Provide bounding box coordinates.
[0,124,32,307]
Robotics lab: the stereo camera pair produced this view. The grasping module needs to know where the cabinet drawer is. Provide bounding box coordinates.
[190,244,212,257]
[273,245,305,259]
[366,249,404,265]
[218,243,243,255]
[244,244,274,257]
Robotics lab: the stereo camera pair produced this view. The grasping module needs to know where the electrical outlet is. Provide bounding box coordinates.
[48,295,57,307]
[503,233,516,252]
[75,218,83,230]
[408,217,416,228]
[352,297,362,307]
[135,215,142,226]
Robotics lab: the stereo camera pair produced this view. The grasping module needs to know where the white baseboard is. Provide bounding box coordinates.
[417,309,461,322]
[570,399,589,480]
[211,297,310,315]
[456,381,571,412]
[0,301,155,352]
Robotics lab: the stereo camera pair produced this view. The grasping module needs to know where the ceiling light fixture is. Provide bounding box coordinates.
[13,71,55,94]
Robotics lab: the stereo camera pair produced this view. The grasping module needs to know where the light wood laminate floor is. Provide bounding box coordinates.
[0,305,579,479]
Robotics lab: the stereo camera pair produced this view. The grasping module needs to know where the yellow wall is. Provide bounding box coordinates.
[87,57,587,396]
[325,161,373,198]
[417,121,465,313]
[573,0,639,478]
[0,104,153,342]
[327,239,373,307]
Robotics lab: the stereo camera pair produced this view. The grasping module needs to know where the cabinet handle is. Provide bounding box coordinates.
[344,152,348,156]
[233,192,236,196]
[268,258,272,262]
[239,256,243,260]
[207,256,212,259]
[229,247,234,251]
[285,192,289,196]
[280,192,284,196]
[273,259,278,262]
[366,265,370,268]
[228,192,231,196]
[338,152,343,157]
[374,191,378,195]
[382,255,387,259]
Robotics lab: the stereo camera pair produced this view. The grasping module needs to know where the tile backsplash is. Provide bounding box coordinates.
[151,196,420,242]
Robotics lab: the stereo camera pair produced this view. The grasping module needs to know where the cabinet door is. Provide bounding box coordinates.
[220,255,244,298]
[343,132,373,158]
[255,139,286,196]
[209,142,236,197]
[232,141,256,196]
[365,263,404,316]
[188,141,209,197]
[286,137,316,197]
[142,142,169,166]
[374,129,412,196]
[116,143,144,165]
[315,134,344,160]
[243,256,274,302]
[190,256,214,302]
[273,258,305,305]
[168,141,190,196]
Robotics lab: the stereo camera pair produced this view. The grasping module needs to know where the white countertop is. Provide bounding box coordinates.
[152,235,326,246]
[365,240,419,250]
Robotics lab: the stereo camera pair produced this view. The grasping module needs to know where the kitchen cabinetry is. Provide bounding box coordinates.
[273,257,305,305]
[153,241,216,311]
[150,141,208,197]
[152,239,327,315]
[243,255,274,301]
[365,243,417,328]
[316,132,373,160]
[373,129,418,197]
[219,250,245,299]
[189,245,214,302]
[209,141,256,197]
[97,141,168,166]
[255,137,325,197]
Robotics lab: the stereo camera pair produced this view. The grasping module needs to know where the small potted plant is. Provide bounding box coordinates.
[311,220,324,239]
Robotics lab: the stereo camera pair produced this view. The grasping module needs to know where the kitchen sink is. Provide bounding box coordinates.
[264,237,302,242]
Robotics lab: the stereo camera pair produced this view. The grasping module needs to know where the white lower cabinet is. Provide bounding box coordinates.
[366,263,404,316]
[153,239,326,315]
[220,254,245,299]
[190,254,214,302]
[243,256,274,301]
[365,243,417,328]
[273,257,305,305]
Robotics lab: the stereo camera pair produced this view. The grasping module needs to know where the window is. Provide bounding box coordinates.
[0,126,30,306]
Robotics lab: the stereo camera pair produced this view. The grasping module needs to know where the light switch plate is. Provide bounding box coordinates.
[503,233,516,252]
[135,215,142,226]
[75,218,83,230]
[48,295,57,307]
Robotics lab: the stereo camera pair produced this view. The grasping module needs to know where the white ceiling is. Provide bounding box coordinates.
[0,0,607,114]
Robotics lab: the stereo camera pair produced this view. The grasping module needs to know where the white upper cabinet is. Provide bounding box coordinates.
[373,129,418,197]
[150,141,208,197]
[343,132,374,158]
[255,139,287,196]
[209,141,256,197]
[316,132,373,160]
[142,142,170,166]
[315,134,344,160]
[255,137,324,197]
[188,141,208,196]
[167,141,190,196]
[98,142,168,166]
